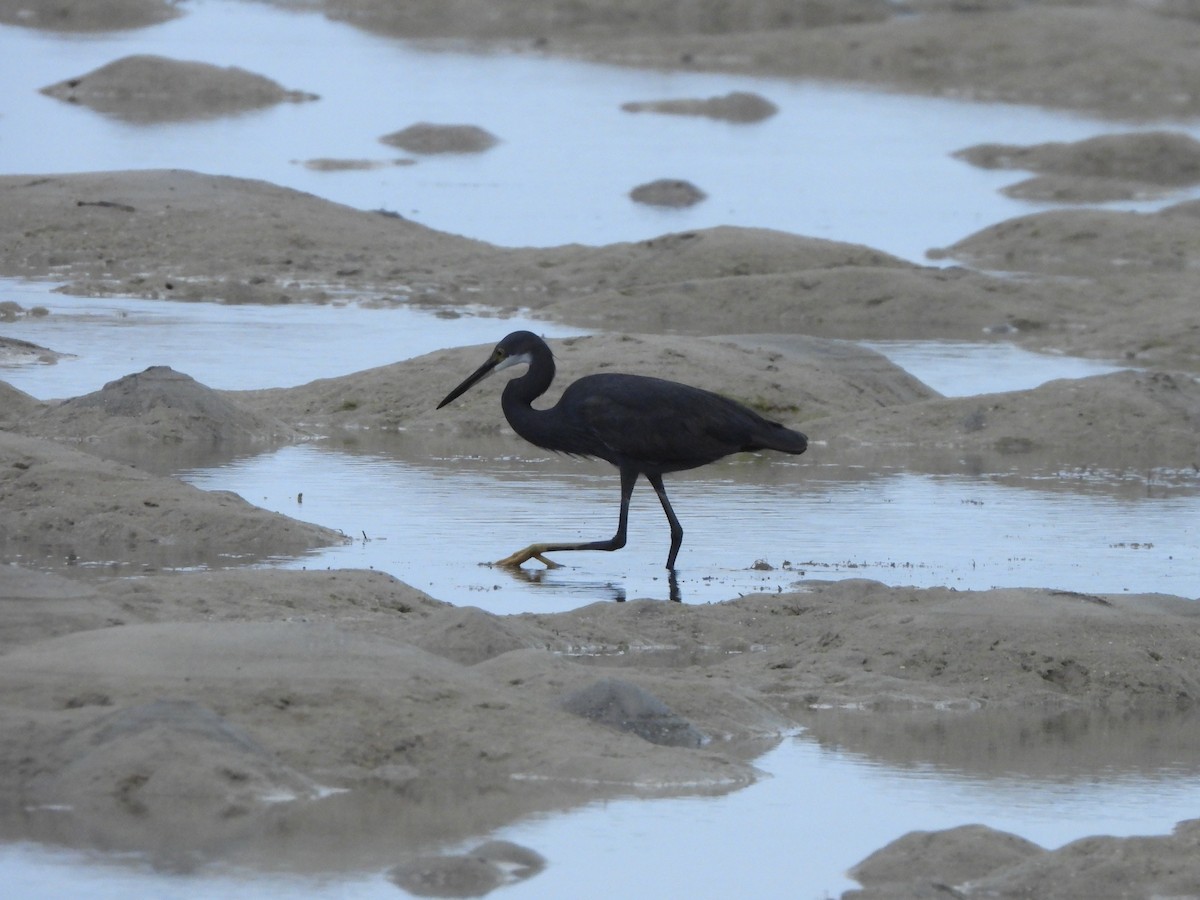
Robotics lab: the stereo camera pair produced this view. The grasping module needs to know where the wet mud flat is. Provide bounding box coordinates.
[2,0,1200,896]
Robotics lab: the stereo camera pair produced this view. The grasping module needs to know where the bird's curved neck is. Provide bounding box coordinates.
[500,341,557,444]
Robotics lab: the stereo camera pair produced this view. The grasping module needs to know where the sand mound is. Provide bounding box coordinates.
[546,226,911,286]
[34,366,298,461]
[325,0,891,41]
[629,178,707,207]
[405,605,545,665]
[0,614,768,842]
[40,54,318,122]
[0,336,69,366]
[813,369,1200,471]
[0,171,494,302]
[0,430,347,569]
[846,819,1200,898]
[849,824,1044,892]
[0,380,42,426]
[621,91,777,122]
[380,123,499,154]
[0,0,179,31]
[955,131,1200,203]
[35,698,319,819]
[561,678,706,748]
[540,265,1058,341]
[389,840,545,897]
[939,150,1200,287]
[555,5,1200,120]
[933,200,1200,276]
[957,131,1200,185]
[98,567,447,627]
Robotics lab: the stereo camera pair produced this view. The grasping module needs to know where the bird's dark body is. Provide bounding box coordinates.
[508,372,807,475]
[438,331,808,571]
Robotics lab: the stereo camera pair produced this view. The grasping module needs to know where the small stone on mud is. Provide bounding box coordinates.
[388,840,545,897]
[380,123,499,155]
[629,179,707,208]
[621,91,778,123]
[561,677,705,748]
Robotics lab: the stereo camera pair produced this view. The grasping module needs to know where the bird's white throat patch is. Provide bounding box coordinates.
[496,351,532,373]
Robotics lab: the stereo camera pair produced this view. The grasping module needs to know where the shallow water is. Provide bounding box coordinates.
[0,278,582,400]
[7,721,1200,899]
[497,723,1200,900]
[861,340,1127,397]
[176,440,1199,611]
[4,2,1200,896]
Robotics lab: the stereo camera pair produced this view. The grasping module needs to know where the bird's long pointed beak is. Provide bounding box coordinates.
[437,354,499,409]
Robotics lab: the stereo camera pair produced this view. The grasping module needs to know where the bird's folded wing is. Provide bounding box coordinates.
[576,377,763,466]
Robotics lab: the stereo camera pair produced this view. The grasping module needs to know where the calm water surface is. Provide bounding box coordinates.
[179,443,1199,610]
[0,279,583,399]
[7,727,1200,899]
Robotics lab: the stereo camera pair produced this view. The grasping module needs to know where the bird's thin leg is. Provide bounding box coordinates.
[494,466,638,569]
[646,473,684,570]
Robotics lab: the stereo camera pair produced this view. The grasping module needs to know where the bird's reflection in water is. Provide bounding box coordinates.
[495,565,683,603]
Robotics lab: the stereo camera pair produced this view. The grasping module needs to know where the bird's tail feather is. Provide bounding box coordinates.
[763,423,808,455]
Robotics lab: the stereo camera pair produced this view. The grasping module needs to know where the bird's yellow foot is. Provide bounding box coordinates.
[495,545,563,569]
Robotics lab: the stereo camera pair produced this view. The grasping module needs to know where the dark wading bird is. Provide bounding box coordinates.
[437,331,808,570]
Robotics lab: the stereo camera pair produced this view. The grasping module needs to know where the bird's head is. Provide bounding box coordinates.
[437,331,541,409]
